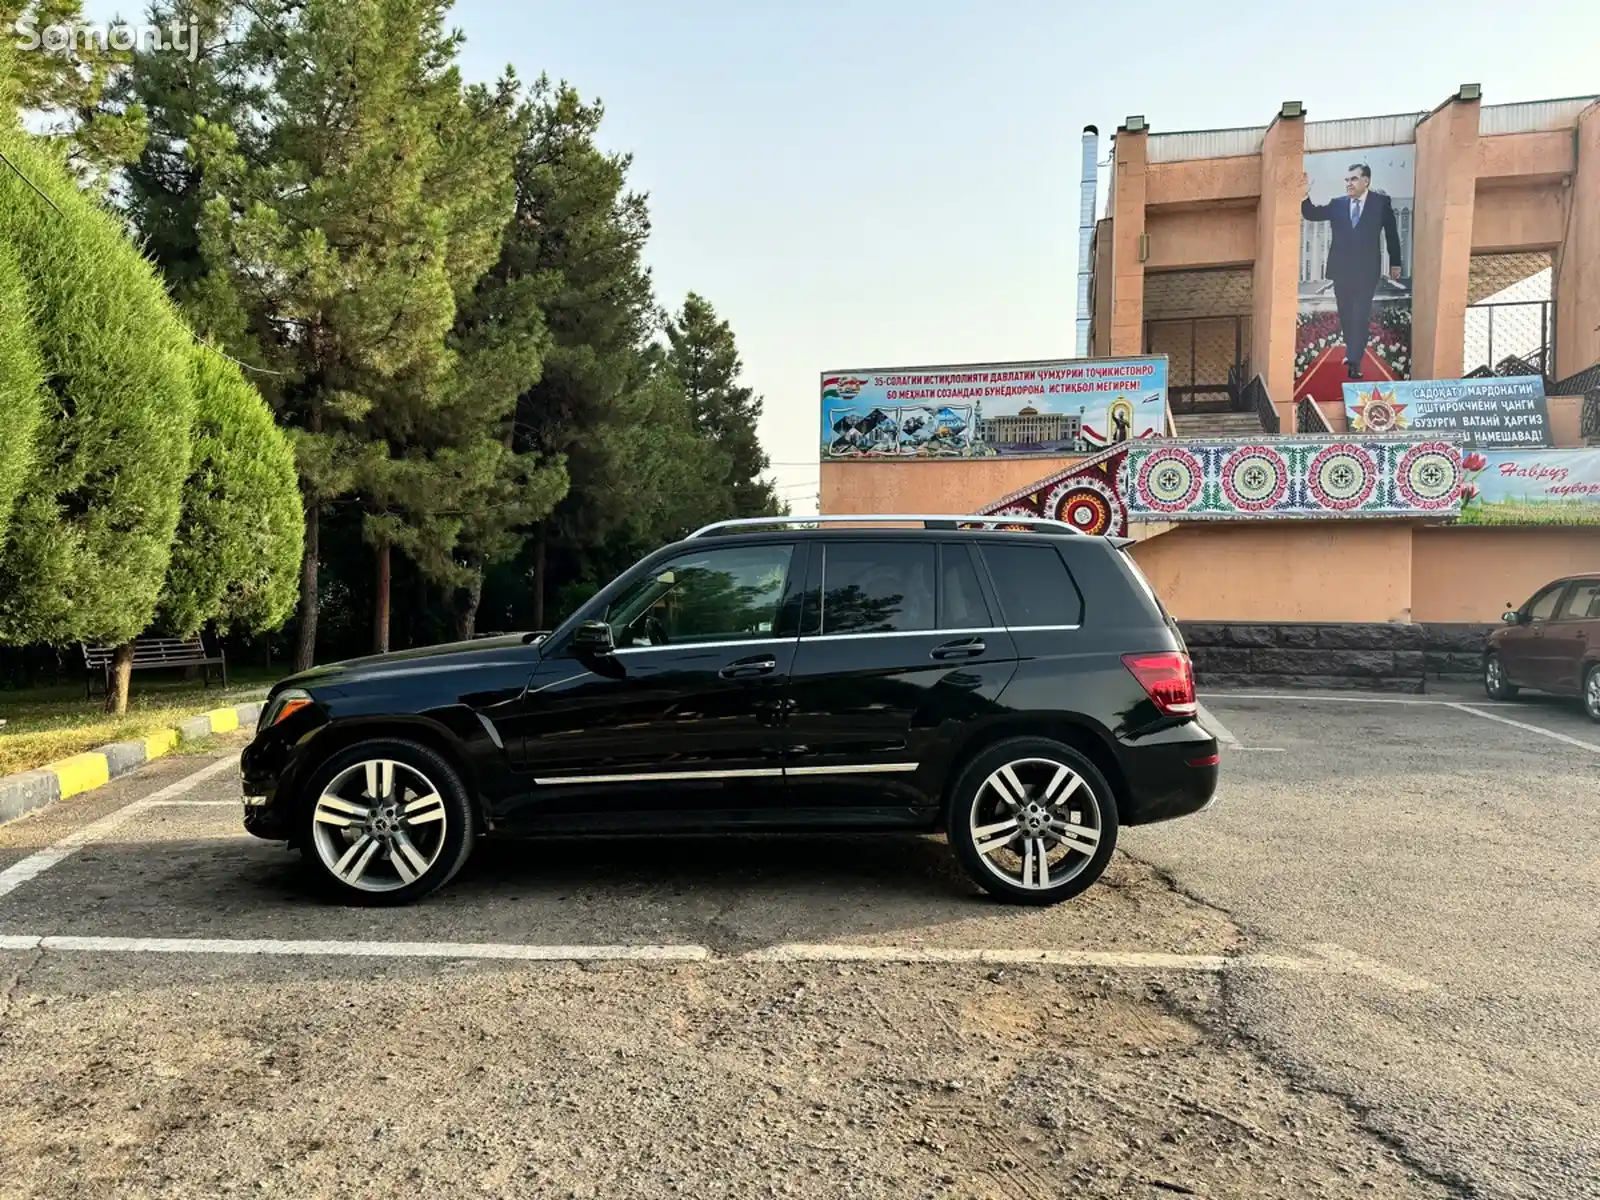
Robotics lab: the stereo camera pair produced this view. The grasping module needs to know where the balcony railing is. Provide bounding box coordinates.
[1464,300,1553,385]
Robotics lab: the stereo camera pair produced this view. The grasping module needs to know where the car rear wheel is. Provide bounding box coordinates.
[1484,654,1518,701]
[946,738,1118,906]
[1584,665,1600,724]
[299,739,475,906]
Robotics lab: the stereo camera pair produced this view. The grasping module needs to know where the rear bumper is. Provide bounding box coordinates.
[1116,723,1220,826]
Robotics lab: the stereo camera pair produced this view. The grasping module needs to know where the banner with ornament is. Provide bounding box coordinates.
[976,444,1132,535]
[1342,376,1551,448]
[1457,448,1600,525]
[1123,439,1464,521]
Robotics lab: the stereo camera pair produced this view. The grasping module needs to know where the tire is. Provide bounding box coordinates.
[1484,653,1518,701]
[1584,664,1600,725]
[945,737,1119,906]
[297,738,476,906]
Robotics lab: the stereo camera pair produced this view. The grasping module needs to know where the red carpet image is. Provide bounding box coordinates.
[1293,343,1399,405]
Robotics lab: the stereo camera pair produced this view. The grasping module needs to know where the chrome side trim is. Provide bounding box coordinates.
[532,763,921,785]
[612,636,796,656]
[475,712,504,750]
[786,763,920,776]
[801,628,953,642]
[1006,624,1083,632]
[533,767,785,785]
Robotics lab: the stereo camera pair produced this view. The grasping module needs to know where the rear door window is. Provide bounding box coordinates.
[979,543,1083,628]
[1557,580,1600,621]
[820,542,936,635]
[938,544,993,630]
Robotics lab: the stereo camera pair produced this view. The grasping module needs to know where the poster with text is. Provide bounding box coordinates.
[1343,376,1552,448]
[1296,144,1415,405]
[1458,448,1600,525]
[820,356,1168,460]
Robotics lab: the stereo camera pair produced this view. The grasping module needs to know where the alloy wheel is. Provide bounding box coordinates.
[1485,657,1504,696]
[310,759,449,893]
[967,757,1104,892]
[1586,669,1600,720]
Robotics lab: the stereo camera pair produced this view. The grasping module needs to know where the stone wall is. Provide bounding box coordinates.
[1178,622,1498,693]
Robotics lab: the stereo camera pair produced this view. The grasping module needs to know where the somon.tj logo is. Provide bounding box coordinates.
[14,14,200,63]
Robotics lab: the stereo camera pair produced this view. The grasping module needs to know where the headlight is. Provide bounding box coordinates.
[258,688,313,733]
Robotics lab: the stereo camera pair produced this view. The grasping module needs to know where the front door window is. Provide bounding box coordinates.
[604,544,795,649]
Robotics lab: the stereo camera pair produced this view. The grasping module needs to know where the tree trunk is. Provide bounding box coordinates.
[531,524,547,630]
[454,568,483,641]
[292,498,320,673]
[373,536,391,655]
[104,642,134,715]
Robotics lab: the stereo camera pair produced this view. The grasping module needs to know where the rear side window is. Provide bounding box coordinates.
[939,544,993,630]
[1558,581,1600,620]
[821,542,936,634]
[979,543,1083,628]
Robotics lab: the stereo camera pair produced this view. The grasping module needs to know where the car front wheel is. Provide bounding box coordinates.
[946,737,1119,906]
[1484,654,1518,701]
[299,738,476,906]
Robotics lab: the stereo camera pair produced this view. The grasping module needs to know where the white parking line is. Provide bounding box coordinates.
[1443,703,1600,755]
[1203,693,1599,755]
[0,755,238,902]
[0,934,1431,990]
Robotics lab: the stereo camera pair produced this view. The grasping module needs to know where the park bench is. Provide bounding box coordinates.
[81,636,228,699]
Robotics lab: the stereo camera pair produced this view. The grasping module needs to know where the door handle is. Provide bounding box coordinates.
[720,658,777,679]
[931,638,986,660]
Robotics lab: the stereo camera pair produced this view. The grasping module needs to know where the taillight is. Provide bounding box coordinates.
[1121,651,1197,717]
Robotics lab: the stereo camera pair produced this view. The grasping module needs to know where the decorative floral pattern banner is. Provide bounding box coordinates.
[976,445,1131,536]
[1123,440,1464,521]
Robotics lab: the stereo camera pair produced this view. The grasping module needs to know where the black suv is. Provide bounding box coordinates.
[242,516,1219,906]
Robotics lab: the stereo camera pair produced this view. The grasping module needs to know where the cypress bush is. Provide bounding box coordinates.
[0,134,197,649]
[159,344,303,637]
[0,236,45,546]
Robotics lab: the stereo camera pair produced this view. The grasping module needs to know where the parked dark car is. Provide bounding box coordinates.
[1484,574,1600,721]
[242,515,1219,906]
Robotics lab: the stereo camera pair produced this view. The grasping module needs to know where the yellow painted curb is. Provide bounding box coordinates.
[206,708,240,734]
[52,752,111,799]
[145,729,178,759]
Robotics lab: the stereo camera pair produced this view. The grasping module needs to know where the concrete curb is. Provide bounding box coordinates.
[0,700,262,828]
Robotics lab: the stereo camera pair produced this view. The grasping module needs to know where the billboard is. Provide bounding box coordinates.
[1343,376,1552,448]
[1459,449,1600,525]
[820,356,1168,460]
[1296,145,1415,405]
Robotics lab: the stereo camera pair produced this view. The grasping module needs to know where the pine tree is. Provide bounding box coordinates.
[179,0,513,667]
[0,133,198,712]
[158,342,303,639]
[1,0,149,181]
[506,77,662,627]
[666,292,782,518]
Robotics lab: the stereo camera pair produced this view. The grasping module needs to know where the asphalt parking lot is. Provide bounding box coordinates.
[1,688,1595,1200]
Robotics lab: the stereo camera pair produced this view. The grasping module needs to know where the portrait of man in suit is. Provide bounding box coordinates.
[1302,163,1404,380]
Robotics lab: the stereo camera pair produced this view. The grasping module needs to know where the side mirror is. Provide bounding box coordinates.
[573,620,615,656]
[1502,610,1520,624]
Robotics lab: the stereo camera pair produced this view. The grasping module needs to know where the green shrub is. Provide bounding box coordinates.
[0,235,45,545]
[0,134,197,646]
[159,343,304,636]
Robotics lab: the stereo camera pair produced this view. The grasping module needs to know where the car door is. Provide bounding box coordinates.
[782,538,1018,814]
[1502,582,1569,690]
[506,540,805,831]
[1544,579,1600,695]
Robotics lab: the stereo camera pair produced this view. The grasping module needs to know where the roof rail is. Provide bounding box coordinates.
[685,514,1084,539]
